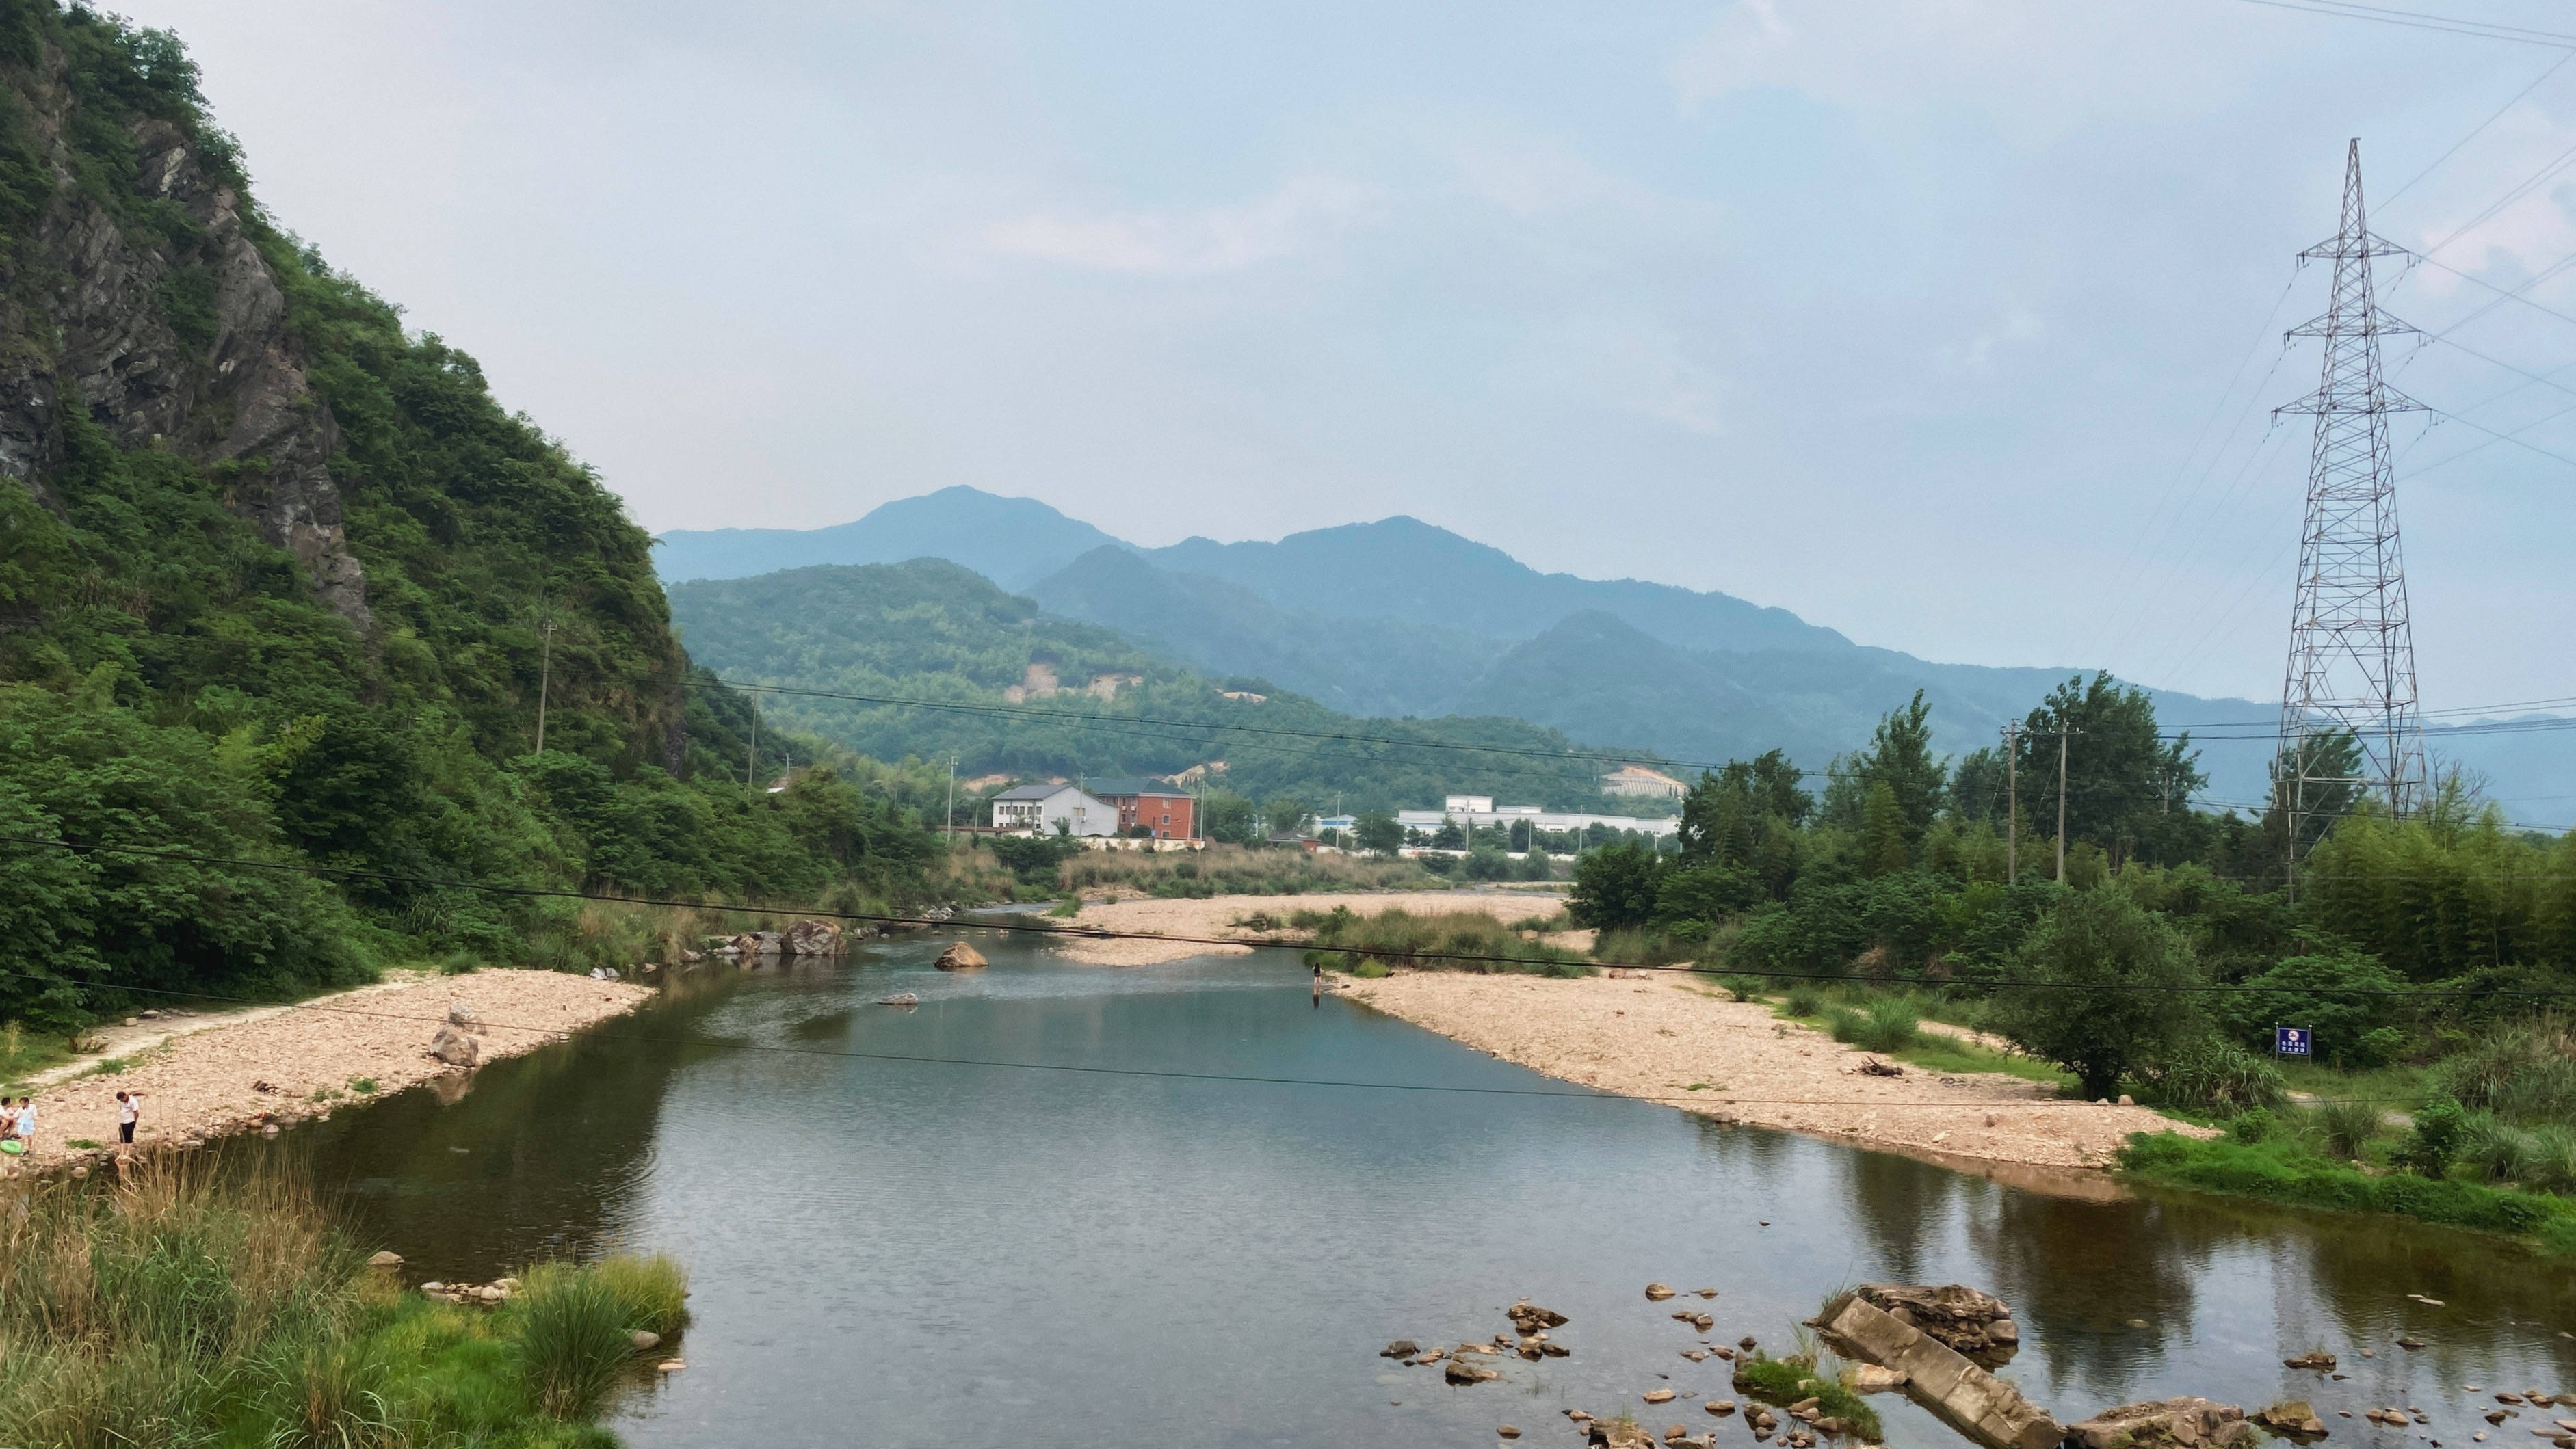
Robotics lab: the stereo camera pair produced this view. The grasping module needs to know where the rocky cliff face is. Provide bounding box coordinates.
[0,44,368,626]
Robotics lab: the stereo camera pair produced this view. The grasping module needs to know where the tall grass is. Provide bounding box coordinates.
[0,1157,685,1447]
[2310,1098,2386,1159]
[2436,1017,2576,1125]
[1827,997,1920,1054]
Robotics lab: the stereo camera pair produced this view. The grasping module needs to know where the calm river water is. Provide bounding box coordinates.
[271,936,2575,1448]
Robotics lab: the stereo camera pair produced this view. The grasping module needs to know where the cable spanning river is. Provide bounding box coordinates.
[273,937,2575,1447]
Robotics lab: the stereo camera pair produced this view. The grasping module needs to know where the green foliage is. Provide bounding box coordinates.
[2120,1130,2576,1244]
[666,559,1642,812]
[512,1268,638,1420]
[2013,673,2209,866]
[2399,1094,2469,1179]
[2309,1097,2386,1160]
[1990,888,2205,1100]
[150,263,218,349]
[2432,1016,2576,1125]
[1200,791,1257,845]
[1568,841,1662,931]
[1731,1353,1883,1441]
[2301,787,2576,983]
[2146,1035,2287,1117]
[1460,844,1512,881]
[1352,811,1403,855]
[1856,779,1909,876]
[1827,996,1920,1054]
[2211,950,2405,1067]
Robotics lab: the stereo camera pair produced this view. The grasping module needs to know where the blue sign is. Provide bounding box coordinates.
[2275,1026,2313,1058]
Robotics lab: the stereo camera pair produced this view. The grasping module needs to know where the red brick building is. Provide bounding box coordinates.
[1086,778,1196,838]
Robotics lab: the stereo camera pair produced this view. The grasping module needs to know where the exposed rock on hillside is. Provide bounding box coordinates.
[0,49,366,624]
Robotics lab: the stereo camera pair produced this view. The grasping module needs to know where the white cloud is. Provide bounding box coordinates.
[1938,302,2045,374]
[981,176,1370,276]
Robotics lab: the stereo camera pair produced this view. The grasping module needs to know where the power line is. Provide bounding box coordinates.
[2382,49,2576,209]
[0,965,2439,1110]
[2234,0,2576,48]
[4,834,2572,994]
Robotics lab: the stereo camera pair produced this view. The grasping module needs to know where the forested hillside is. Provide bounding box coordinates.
[0,3,931,1028]
[666,560,1652,812]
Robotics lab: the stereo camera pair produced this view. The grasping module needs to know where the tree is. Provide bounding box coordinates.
[1990,888,2205,1100]
[2015,674,2206,866]
[2211,949,2405,1065]
[1857,780,1909,877]
[1261,794,1311,838]
[1679,749,1811,866]
[1569,842,1664,931]
[1201,791,1257,845]
[1353,811,1404,856]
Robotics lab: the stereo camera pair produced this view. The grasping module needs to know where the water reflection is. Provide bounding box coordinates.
[276,944,2576,1448]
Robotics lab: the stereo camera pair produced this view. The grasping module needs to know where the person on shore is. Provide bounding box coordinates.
[0,1098,16,1156]
[11,1097,32,1154]
[116,1091,140,1145]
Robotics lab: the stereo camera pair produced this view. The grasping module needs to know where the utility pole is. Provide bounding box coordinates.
[945,755,957,836]
[2001,720,2019,886]
[2276,139,2428,886]
[746,703,759,790]
[533,618,557,755]
[2055,728,2083,883]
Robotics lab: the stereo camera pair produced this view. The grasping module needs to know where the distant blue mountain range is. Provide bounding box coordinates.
[655,488,2570,823]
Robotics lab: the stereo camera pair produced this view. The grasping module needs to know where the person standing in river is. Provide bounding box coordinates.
[1311,963,1322,1007]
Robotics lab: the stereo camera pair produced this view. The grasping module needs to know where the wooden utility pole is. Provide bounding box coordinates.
[2001,720,2019,885]
[2055,727,2083,883]
[945,755,956,836]
[533,619,557,755]
[746,704,759,789]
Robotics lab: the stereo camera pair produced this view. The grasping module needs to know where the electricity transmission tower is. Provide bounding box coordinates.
[2274,138,2428,875]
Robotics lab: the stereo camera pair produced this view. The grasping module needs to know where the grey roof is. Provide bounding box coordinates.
[1087,777,1186,797]
[993,784,1079,801]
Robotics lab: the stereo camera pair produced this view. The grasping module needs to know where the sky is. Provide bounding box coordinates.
[109,0,2576,712]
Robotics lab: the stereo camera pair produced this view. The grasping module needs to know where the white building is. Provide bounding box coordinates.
[1600,765,1687,800]
[1443,794,1495,814]
[1397,803,1679,839]
[990,784,1116,836]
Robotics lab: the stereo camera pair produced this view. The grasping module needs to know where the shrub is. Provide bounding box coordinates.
[2434,1017,2576,1126]
[2310,1098,2385,1159]
[1784,987,1826,1018]
[1828,996,1919,1054]
[512,1267,634,1420]
[1568,842,1663,931]
[2213,949,2406,1066]
[1988,890,2204,1100]
[2229,1108,2278,1144]
[1304,909,1589,979]
[590,1252,689,1338]
[2399,1094,2469,1178]
[2149,1035,2287,1117]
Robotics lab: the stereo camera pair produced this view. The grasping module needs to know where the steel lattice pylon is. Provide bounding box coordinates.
[2274,138,2428,871]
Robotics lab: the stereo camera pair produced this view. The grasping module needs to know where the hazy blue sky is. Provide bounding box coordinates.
[116,0,2576,709]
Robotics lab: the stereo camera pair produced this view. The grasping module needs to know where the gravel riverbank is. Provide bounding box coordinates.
[10,970,652,1171]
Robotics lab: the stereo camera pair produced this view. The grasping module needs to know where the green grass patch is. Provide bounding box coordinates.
[2120,1130,2576,1249]
[1732,1353,1883,1440]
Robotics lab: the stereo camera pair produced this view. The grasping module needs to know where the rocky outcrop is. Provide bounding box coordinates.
[2063,1399,2255,1449]
[934,942,988,971]
[0,73,369,625]
[1815,1292,2058,1449]
[426,1023,480,1067]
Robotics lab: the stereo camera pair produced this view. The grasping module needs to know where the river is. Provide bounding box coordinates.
[270,935,2576,1447]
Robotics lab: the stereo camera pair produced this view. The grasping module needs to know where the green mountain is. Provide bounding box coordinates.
[0,5,928,1026]
[666,560,1655,814]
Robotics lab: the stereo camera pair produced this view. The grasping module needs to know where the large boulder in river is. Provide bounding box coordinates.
[2064,1400,2255,1449]
[934,942,988,971]
[427,1024,480,1067]
[783,919,842,955]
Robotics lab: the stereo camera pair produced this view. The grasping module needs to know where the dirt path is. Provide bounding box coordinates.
[1341,970,2209,1172]
[8,970,651,1173]
[1045,888,1565,966]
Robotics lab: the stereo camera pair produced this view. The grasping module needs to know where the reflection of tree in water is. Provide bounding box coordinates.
[259,974,746,1282]
[1692,1113,1800,1190]
[1833,1149,1960,1284]
[1971,1189,2216,1398]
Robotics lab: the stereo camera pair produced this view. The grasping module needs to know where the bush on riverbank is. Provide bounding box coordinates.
[1732,1352,1883,1440]
[1302,908,1590,978]
[2119,1130,2576,1253]
[0,1158,686,1446]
